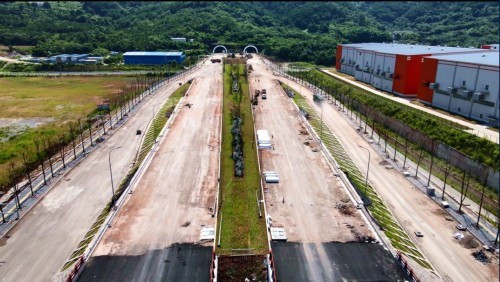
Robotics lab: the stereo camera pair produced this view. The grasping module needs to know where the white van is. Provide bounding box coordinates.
[441,201,450,208]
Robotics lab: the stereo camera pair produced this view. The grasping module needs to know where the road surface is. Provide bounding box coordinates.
[0,69,202,282]
[78,57,222,281]
[248,56,407,281]
[275,66,499,282]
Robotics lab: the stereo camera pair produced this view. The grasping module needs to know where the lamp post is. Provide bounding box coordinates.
[319,98,324,145]
[358,145,371,199]
[108,146,122,209]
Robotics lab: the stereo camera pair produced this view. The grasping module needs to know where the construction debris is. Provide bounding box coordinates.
[472,250,490,263]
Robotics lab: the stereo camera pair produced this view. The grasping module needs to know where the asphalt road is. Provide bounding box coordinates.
[0,69,202,282]
[78,243,212,282]
[272,241,409,282]
[275,66,499,281]
[78,57,222,281]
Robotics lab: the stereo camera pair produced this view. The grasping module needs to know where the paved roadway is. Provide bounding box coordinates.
[0,69,201,282]
[321,69,499,144]
[273,67,499,281]
[272,241,408,281]
[78,57,223,281]
[249,56,407,281]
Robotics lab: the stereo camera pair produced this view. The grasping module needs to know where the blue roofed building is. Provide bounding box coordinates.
[123,51,186,65]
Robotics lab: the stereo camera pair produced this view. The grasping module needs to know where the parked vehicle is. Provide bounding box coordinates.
[414,231,423,237]
[456,224,467,231]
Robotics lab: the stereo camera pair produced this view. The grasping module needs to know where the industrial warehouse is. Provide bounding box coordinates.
[335,43,499,126]
[418,51,499,126]
[123,51,186,65]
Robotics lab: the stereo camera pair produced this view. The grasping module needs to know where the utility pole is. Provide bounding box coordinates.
[108,146,122,210]
[358,146,371,201]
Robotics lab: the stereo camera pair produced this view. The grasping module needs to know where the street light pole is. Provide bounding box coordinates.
[108,146,122,210]
[358,145,371,199]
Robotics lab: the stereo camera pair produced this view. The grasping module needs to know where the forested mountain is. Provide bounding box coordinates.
[0,1,497,66]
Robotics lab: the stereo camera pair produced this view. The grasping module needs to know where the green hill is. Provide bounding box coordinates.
[0,1,497,66]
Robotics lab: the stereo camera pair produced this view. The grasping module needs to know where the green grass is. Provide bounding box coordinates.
[0,76,137,119]
[283,82,434,271]
[216,63,267,255]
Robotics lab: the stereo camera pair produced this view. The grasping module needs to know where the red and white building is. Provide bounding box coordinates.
[335,43,499,126]
[417,51,499,126]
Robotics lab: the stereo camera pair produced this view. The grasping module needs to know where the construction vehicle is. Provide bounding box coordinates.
[211,58,221,63]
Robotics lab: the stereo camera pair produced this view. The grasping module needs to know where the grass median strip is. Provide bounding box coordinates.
[60,82,189,272]
[281,81,434,271]
[216,63,267,255]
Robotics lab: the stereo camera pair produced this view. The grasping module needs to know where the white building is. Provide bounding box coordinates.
[171,37,187,43]
[418,51,499,126]
[336,43,484,97]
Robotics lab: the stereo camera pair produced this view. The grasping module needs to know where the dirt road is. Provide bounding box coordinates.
[0,70,201,282]
[78,58,222,281]
[248,57,381,281]
[279,67,499,282]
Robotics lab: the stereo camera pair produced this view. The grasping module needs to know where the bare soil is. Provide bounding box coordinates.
[284,67,499,282]
[249,57,372,244]
[217,255,267,282]
[87,59,222,281]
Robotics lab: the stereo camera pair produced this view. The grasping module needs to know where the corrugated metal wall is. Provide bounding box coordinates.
[124,55,185,65]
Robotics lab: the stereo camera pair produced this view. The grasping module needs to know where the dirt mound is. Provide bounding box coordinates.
[379,160,390,166]
[460,235,480,249]
[336,203,355,216]
[217,254,267,281]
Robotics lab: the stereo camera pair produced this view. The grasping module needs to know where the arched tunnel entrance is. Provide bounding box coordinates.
[212,45,228,53]
[243,45,258,54]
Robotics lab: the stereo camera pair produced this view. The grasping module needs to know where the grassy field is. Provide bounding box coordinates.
[0,76,140,188]
[0,76,137,120]
[217,63,268,255]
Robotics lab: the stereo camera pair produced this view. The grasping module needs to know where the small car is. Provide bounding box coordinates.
[136,129,142,135]
[414,231,423,237]
[456,224,467,231]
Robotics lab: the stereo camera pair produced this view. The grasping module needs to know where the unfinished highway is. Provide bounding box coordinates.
[0,69,202,282]
[249,56,408,281]
[78,57,223,281]
[272,59,499,281]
